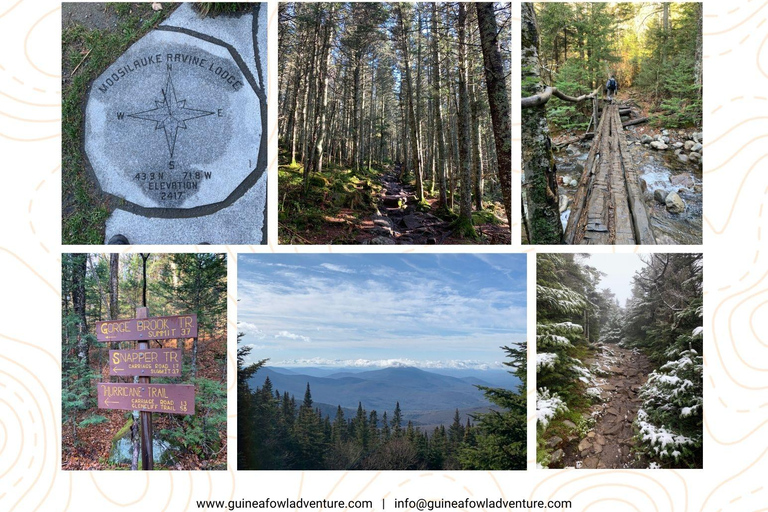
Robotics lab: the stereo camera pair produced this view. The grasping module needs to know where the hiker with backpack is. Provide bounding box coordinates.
[606,75,618,103]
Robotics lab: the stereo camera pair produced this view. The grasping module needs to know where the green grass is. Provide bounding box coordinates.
[194,3,253,17]
[61,5,171,244]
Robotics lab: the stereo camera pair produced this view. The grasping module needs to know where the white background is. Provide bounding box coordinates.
[1,0,766,510]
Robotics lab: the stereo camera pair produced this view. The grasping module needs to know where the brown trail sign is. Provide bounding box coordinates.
[109,349,182,377]
[98,382,195,415]
[96,307,199,470]
[95,314,197,342]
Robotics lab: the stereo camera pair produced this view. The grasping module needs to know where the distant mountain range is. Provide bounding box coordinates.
[247,366,521,427]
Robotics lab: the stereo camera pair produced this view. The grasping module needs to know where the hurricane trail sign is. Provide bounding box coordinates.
[97,382,194,415]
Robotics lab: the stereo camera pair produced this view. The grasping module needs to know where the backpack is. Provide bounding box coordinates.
[607,78,617,90]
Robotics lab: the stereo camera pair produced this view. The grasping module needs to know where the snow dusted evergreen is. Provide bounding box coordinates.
[536,254,605,466]
[536,253,703,469]
[626,254,703,468]
[536,352,558,370]
[537,388,567,430]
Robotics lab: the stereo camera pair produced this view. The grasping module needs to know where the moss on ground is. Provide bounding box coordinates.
[62,4,172,244]
[278,157,383,243]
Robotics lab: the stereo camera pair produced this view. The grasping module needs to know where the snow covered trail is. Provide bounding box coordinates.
[563,344,652,469]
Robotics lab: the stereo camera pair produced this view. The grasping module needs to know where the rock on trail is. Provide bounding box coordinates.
[562,344,652,469]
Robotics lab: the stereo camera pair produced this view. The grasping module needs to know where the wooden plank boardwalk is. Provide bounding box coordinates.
[564,103,655,245]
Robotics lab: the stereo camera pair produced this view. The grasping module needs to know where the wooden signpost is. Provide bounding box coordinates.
[97,307,197,470]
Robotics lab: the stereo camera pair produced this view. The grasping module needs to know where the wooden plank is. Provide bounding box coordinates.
[608,107,636,245]
[566,103,656,245]
[616,110,656,245]
[564,104,611,244]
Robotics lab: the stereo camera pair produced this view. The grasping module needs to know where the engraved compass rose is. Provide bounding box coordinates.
[127,64,215,158]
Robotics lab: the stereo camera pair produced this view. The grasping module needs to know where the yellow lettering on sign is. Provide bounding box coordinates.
[149,387,167,398]
[101,320,131,335]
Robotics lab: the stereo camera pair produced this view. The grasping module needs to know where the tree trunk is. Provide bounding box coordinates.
[109,253,119,320]
[431,3,448,208]
[72,254,88,366]
[476,2,511,225]
[521,2,562,244]
[396,4,424,202]
[470,79,483,211]
[311,9,334,175]
[694,3,702,90]
[456,3,473,232]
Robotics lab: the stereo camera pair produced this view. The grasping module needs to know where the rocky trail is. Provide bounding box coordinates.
[559,344,652,469]
[359,165,454,245]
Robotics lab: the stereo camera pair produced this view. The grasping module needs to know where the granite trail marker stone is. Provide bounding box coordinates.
[82,3,267,244]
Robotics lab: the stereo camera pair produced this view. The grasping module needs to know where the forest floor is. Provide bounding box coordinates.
[279,160,509,245]
[559,344,652,469]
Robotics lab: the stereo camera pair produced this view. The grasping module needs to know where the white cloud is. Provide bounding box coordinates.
[275,330,311,342]
[320,263,355,274]
[239,321,266,339]
[273,357,505,370]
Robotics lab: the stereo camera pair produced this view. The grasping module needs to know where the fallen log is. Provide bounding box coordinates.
[622,117,648,128]
[554,132,595,149]
[521,86,600,108]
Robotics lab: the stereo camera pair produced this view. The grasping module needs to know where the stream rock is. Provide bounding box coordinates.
[654,189,668,204]
[670,174,694,189]
[640,134,653,144]
[665,192,686,213]
[650,141,668,150]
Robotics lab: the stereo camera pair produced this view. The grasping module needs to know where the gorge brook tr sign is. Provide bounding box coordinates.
[95,314,197,342]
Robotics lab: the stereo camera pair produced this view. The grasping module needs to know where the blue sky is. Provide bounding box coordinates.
[238,254,527,370]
